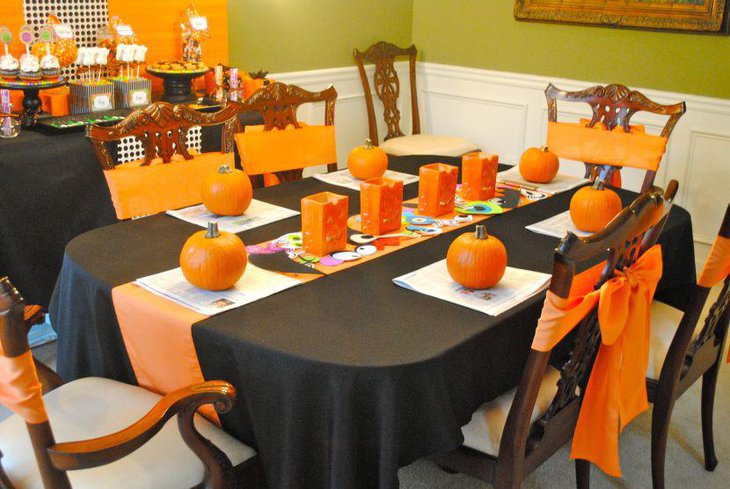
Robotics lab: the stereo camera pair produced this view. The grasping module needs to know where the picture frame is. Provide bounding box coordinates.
[514,0,730,34]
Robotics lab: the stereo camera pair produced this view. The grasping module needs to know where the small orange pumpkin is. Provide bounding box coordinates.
[518,146,559,183]
[180,222,248,291]
[570,181,623,232]
[446,225,508,289]
[348,138,388,180]
[202,165,253,216]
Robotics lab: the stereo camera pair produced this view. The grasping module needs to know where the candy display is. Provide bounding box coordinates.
[148,59,208,74]
[69,80,114,115]
[181,3,210,62]
[74,47,110,84]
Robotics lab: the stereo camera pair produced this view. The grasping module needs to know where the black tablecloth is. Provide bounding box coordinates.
[49,156,695,489]
[0,112,261,307]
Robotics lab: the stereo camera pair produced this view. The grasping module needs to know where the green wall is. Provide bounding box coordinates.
[412,0,730,99]
[227,0,728,99]
[228,0,413,73]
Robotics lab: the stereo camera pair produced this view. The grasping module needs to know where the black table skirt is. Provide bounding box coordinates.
[0,112,261,307]
[49,156,695,489]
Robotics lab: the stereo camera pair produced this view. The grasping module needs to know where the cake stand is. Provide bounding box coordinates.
[146,67,209,103]
[0,77,67,127]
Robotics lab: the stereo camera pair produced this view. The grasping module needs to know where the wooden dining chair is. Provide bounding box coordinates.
[228,81,338,188]
[545,83,685,192]
[0,276,262,489]
[353,41,478,157]
[647,203,730,489]
[87,102,239,220]
[432,186,670,488]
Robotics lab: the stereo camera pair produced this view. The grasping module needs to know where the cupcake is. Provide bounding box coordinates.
[41,53,61,81]
[0,54,19,81]
[19,54,41,82]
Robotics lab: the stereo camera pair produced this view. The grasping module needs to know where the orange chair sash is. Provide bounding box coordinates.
[234,124,337,176]
[111,283,219,424]
[532,245,663,477]
[547,120,667,172]
[103,152,233,220]
[698,235,730,289]
[0,350,48,424]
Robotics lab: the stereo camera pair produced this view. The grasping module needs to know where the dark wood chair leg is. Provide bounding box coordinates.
[651,395,674,489]
[575,459,590,489]
[701,362,720,471]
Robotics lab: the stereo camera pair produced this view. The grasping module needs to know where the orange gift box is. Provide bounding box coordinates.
[461,152,498,201]
[39,87,70,117]
[360,178,403,235]
[301,192,349,256]
[418,163,459,217]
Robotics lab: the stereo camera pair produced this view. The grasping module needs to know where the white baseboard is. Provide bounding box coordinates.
[271,62,729,271]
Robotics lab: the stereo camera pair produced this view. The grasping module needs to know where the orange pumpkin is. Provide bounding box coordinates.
[446,225,508,289]
[180,222,248,291]
[202,165,253,216]
[348,138,388,180]
[570,181,623,232]
[518,146,559,183]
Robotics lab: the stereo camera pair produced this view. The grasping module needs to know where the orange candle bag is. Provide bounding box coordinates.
[360,178,403,235]
[301,192,349,256]
[461,152,498,201]
[418,163,459,217]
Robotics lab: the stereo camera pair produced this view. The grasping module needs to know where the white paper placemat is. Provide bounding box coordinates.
[167,200,299,234]
[312,169,419,191]
[498,166,588,194]
[526,210,592,239]
[393,260,551,316]
[136,265,303,316]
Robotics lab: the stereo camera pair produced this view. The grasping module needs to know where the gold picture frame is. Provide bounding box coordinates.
[514,0,730,34]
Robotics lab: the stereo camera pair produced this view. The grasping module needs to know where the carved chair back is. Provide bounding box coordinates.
[227,82,338,186]
[545,83,685,193]
[496,187,669,484]
[353,41,421,146]
[87,102,239,170]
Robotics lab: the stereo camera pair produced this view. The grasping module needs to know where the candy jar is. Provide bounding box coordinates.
[0,90,20,139]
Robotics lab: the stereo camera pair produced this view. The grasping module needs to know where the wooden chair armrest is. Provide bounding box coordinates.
[47,381,236,471]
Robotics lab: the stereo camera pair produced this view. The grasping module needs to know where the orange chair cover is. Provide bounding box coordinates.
[234,125,337,176]
[0,349,48,424]
[547,121,667,172]
[103,152,234,220]
[532,245,663,477]
[698,235,730,289]
[111,283,219,424]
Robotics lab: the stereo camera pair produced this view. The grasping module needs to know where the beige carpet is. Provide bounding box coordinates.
[2,293,728,488]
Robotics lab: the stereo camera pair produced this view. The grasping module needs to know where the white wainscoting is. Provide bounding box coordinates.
[272,62,730,268]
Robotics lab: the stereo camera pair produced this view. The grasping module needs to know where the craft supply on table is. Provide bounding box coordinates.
[525,210,592,239]
[167,200,299,234]
[312,168,419,191]
[498,165,588,194]
[418,163,459,217]
[461,152,498,201]
[393,261,551,316]
[360,177,403,235]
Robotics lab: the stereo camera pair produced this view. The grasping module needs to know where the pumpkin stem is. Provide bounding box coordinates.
[218,165,233,174]
[540,145,549,152]
[474,224,488,239]
[205,222,221,239]
[364,138,373,150]
[592,180,606,191]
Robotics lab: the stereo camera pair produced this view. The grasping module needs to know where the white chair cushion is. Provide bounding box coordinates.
[461,366,561,456]
[647,300,697,380]
[0,377,256,489]
[379,134,478,157]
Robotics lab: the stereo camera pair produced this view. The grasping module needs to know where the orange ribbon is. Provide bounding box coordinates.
[0,350,48,424]
[698,235,730,289]
[532,245,663,477]
[547,121,667,172]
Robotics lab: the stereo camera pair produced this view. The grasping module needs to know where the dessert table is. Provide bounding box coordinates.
[0,111,262,307]
[49,155,696,489]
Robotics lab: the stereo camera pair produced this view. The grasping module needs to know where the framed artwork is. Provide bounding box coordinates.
[514,0,730,34]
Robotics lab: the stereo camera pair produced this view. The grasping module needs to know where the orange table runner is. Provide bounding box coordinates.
[532,245,663,477]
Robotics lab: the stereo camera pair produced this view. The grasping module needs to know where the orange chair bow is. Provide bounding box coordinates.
[698,235,730,289]
[0,349,48,424]
[532,244,663,477]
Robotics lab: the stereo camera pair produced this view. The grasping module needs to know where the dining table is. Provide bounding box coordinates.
[49,155,696,489]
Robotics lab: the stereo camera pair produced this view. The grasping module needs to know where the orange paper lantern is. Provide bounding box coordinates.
[418,163,459,217]
[301,192,349,256]
[360,178,403,235]
[461,152,498,201]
